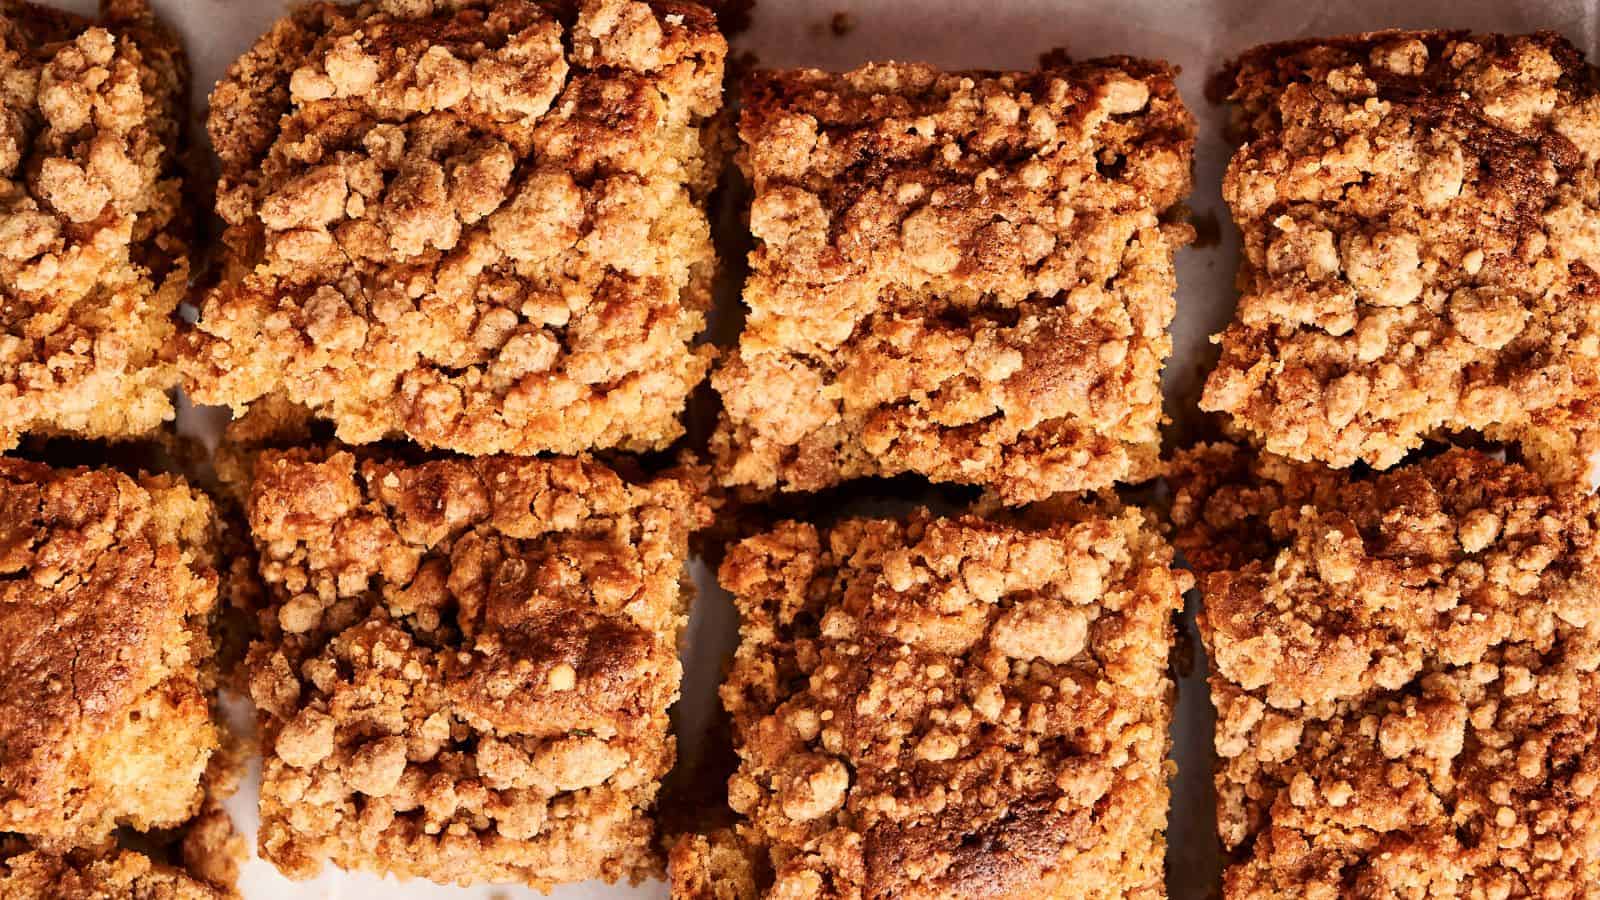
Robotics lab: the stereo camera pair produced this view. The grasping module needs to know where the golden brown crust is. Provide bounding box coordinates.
[711,59,1195,504]
[0,460,220,849]
[1202,31,1600,477]
[1169,444,1600,897]
[673,503,1189,898]
[0,0,190,449]
[182,0,727,456]
[243,448,710,887]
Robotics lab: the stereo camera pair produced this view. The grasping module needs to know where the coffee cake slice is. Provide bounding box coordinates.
[1202,31,1600,484]
[711,58,1195,504]
[1169,444,1600,897]
[183,0,726,456]
[0,460,221,849]
[244,448,709,887]
[0,0,189,448]
[671,501,1188,898]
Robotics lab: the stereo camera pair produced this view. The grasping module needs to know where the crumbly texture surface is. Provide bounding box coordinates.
[0,460,220,850]
[0,0,189,449]
[671,504,1188,898]
[711,60,1194,504]
[183,0,726,456]
[244,449,709,887]
[1168,444,1600,898]
[1202,31,1600,477]
[0,845,228,900]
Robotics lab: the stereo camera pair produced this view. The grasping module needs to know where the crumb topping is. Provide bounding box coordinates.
[0,0,189,448]
[679,503,1188,898]
[1203,31,1600,474]
[183,0,726,456]
[0,459,220,849]
[245,448,708,887]
[0,846,226,899]
[1169,444,1600,896]
[712,59,1195,503]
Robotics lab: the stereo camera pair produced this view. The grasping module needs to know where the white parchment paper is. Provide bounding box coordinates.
[46,0,1599,897]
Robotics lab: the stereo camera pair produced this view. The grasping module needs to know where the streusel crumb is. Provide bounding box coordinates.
[0,460,221,849]
[671,502,1189,898]
[183,0,726,456]
[711,59,1195,504]
[244,448,709,887]
[1203,31,1600,480]
[0,0,189,449]
[1169,444,1600,897]
[0,844,227,899]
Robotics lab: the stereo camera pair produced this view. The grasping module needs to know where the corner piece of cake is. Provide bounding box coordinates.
[711,57,1196,504]
[243,448,709,887]
[1169,443,1600,896]
[0,0,190,449]
[1202,31,1600,486]
[671,500,1189,898]
[0,459,221,849]
[182,0,727,456]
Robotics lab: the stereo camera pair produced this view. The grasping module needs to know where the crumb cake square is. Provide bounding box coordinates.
[0,0,189,449]
[711,59,1195,504]
[0,460,221,849]
[182,0,726,456]
[671,502,1189,898]
[1168,444,1600,897]
[243,449,709,887]
[1202,31,1600,483]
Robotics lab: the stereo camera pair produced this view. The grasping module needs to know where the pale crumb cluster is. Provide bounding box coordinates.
[0,459,221,850]
[1204,31,1600,484]
[0,0,189,449]
[712,58,1195,504]
[244,448,709,887]
[1169,444,1600,898]
[671,502,1189,898]
[183,0,727,456]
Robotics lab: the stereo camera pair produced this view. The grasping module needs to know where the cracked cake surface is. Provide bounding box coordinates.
[0,0,189,449]
[182,0,726,456]
[710,58,1195,504]
[1202,31,1600,485]
[0,459,221,850]
[243,448,709,887]
[670,501,1188,898]
[1168,444,1600,898]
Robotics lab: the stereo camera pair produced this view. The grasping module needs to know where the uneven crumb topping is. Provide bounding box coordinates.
[1169,444,1600,897]
[0,0,189,449]
[0,460,220,849]
[244,448,709,887]
[673,503,1188,898]
[1202,31,1600,476]
[183,0,726,456]
[711,59,1195,504]
[0,845,226,900]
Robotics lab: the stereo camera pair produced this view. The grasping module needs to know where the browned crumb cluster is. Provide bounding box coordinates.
[711,59,1195,504]
[244,448,710,887]
[1202,31,1600,484]
[0,842,227,900]
[183,0,727,456]
[0,460,221,849]
[0,0,189,449]
[1169,444,1600,897]
[671,503,1189,898]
